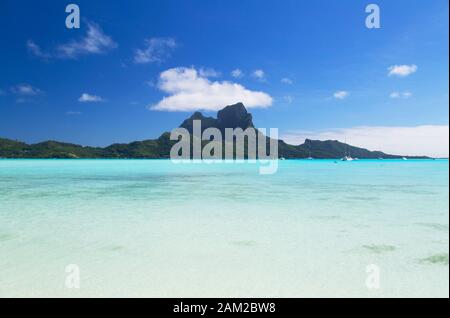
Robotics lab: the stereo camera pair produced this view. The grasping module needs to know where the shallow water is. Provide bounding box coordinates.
[0,159,448,297]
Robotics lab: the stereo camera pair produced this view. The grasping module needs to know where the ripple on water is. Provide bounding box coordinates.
[363,244,396,253]
[0,233,14,242]
[416,223,449,232]
[345,196,380,201]
[419,253,449,265]
[103,245,125,252]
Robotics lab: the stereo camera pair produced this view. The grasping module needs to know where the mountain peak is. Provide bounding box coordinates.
[179,111,217,134]
[217,103,254,131]
[179,102,254,134]
[1,103,429,159]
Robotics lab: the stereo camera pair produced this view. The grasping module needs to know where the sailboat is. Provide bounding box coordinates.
[341,139,354,161]
[307,151,313,160]
[341,155,354,161]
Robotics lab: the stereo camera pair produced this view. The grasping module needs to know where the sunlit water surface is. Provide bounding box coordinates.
[0,159,448,297]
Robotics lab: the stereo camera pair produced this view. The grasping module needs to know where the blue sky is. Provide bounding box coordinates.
[0,0,448,156]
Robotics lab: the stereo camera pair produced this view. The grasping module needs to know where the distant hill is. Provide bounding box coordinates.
[180,103,255,134]
[0,103,428,159]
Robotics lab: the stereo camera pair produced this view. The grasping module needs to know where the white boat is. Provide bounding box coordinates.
[402,157,408,160]
[341,139,354,161]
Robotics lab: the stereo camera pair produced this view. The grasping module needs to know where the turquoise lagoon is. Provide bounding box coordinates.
[0,159,448,297]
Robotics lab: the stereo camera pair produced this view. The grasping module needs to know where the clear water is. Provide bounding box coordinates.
[0,159,448,297]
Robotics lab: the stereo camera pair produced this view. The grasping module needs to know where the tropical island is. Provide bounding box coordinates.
[0,103,429,159]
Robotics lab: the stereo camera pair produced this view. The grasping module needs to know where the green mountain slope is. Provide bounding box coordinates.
[0,103,428,159]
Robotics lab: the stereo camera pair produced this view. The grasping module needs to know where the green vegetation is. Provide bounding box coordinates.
[0,103,428,159]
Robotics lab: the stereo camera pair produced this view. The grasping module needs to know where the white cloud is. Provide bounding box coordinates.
[28,23,117,59]
[144,80,156,88]
[231,69,244,78]
[78,93,105,103]
[281,125,449,158]
[388,64,418,77]
[252,69,265,80]
[198,67,221,78]
[133,38,176,64]
[151,67,273,112]
[390,91,412,99]
[15,98,30,104]
[283,95,294,103]
[402,91,412,98]
[11,84,43,103]
[281,78,293,84]
[58,23,117,58]
[333,91,349,99]
[26,40,51,59]
[11,84,43,96]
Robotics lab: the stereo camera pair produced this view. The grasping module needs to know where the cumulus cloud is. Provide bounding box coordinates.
[198,67,221,78]
[151,67,273,112]
[11,84,43,96]
[252,69,265,80]
[280,125,449,158]
[231,69,244,78]
[27,22,117,59]
[133,38,176,64]
[58,23,117,58]
[333,91,349,99]
[281,78,293,84]
[388,64,417,77]
[390,91,412,99]
[78,93,105,102]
